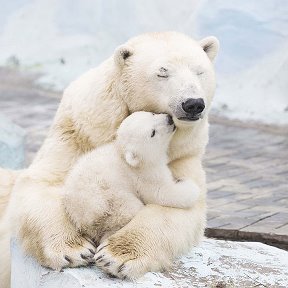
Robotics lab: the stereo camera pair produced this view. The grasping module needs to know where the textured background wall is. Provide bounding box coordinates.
[0,0,287,124]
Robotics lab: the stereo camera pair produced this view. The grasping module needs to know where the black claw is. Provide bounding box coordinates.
[84,237,97,248]
[95,255,103,262]
[104,262,110,267]
[93,238,100,247]
[80,253,89,260]
[64,256,72,263]
[88,259,96,263]
[107,273,116,278]
[118,263,125,273]
[89,248,96,255]
[123,276,128,280]
[97,244,108,253]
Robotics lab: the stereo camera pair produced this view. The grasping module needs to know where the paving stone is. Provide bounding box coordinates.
[207,190,236,199]
[240,213,288,234]
[209,217,260,230]
[204,217,232,228]
[206,112,287,245]
[276,224,288,235]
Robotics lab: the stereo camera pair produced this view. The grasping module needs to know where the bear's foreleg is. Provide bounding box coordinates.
[8,176,97,270]
[94,156,207,279]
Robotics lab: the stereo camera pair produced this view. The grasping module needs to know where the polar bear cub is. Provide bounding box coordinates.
[63,111,199,243]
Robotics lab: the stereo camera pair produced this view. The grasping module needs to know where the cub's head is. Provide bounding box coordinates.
[114,32,219,128]
[116,111,176,168]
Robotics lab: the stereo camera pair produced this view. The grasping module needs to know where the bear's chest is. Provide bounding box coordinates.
[168,133,193,161]
[168,124,208,161]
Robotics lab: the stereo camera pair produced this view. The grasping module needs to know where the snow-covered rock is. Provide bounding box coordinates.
[11,238,288,288]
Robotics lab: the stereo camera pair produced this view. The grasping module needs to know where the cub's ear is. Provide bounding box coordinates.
[199,36,219,62]
[114,45,133,68]
[124,151,140,167]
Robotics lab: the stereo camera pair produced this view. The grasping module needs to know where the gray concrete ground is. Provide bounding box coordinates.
[1,68,287,249]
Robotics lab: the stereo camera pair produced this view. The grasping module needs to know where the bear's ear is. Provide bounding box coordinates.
[124,151,140,167]
[114,45,133,68]
[199,36,219,62]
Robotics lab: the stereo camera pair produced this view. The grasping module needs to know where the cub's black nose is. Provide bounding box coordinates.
[167,114,174,125]
[182,98,205,115]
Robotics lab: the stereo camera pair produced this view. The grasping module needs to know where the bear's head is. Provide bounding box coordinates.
[114,32,219,128]
[116,111,176,168]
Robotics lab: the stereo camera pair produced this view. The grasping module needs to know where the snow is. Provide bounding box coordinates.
[11,238,288,287]
[0,0,287,125]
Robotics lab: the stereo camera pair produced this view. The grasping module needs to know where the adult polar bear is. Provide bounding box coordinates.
[0,32,219,285]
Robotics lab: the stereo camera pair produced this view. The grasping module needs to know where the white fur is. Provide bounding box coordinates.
[0,32,219,285]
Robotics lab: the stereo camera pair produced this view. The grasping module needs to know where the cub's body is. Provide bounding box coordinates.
[64,112,199,244]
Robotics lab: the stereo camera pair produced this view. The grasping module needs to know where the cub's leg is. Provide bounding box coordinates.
[160,179,200,208]
[63,175,111,242]
[64,162,144,245]
[142,167,200,209]
[144,179,200,209]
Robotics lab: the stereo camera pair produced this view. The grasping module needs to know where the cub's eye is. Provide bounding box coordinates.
[151,129,156,137]
[197,71,204,76]
[157,67,169,78]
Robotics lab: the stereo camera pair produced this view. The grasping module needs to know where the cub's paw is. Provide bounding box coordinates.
[176,179,200,206]
[41,235,97,270]
[94,238,149,280]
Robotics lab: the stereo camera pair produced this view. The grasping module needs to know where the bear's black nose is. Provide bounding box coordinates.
[182,98,205,115]
[167,114,174,125]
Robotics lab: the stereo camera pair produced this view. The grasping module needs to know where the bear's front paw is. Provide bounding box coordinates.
[41,235,97,270]
[94,237,150,280]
